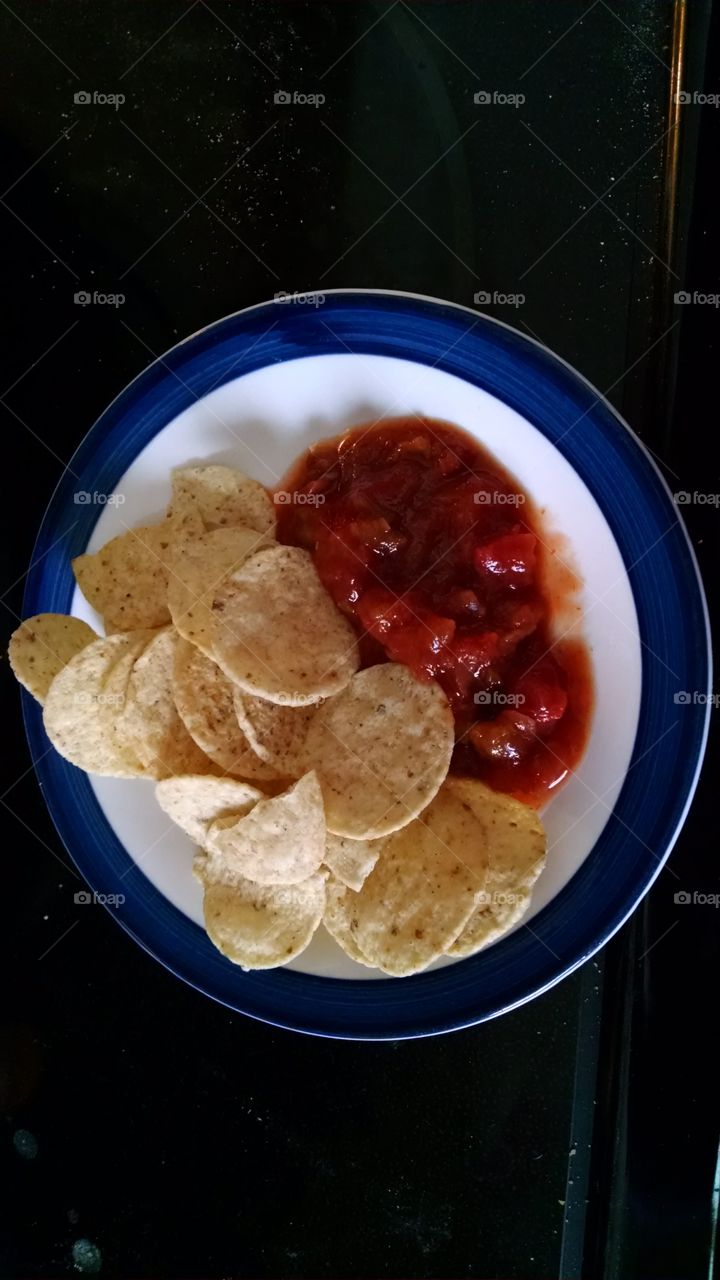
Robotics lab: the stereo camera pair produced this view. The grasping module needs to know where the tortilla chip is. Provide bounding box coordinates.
[117,628,214,779]
[9,614,97,704]
[322,876,375,968]
[325,784,489,975]
[169,464,276,537]
[167,526,271,658]
[444,778,547,957]
[155,774,263,845]
[304,663,454,838]
[202,873,326,969]
[204,772,325,885]
[211,545,359,706]
[72,509,203,632]
[43,631,156,776]
[172,638,283,780]
[323,832,385,892]
[233,690,317,775]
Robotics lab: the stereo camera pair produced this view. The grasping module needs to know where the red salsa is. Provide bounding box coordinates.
[276,418,593,806]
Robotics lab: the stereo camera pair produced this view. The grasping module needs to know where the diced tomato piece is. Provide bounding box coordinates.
[513,660,568,727]
[383,614,456,680]
[450,630,500,680]
[469,711,537,763]
[356,589,417,639]
[474,532,537,579]
[442,588,485,620]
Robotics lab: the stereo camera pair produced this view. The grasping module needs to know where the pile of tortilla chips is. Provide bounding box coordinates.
[8,463,547,975]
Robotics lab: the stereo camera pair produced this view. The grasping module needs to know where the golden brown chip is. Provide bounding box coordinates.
[324,785,490,976]
[155,775,263,845]
[321,876,375,968]
[323,832,385,892]
[9,614,97,704]
[233,689,317,775]
[202,873,326,969]
[211,545,359,706]
[169,464,276,537]
[117,628,214,779]
[172,639,283,781]
[167,526,271,657]
[72,509,203,632]
[43,632,156,776]
[204,772,325,886]
[444,778,547,957]
[304,663,454,839]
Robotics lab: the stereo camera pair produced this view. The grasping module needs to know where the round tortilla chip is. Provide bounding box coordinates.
[9,614,97,704]
[43,632,156,776]
[233,690,317,775]
[444,778,547,958]
[202,872,326,969]
[169,465,276,537]
[322,876,375,968]
[304,663,454,839]
[211,545,359,706]
[326,785,490,976]
[167,526,271,658]
[155,775,263,845]
[204,772,325,886]
[323,832,385,892]
[117,628,214,779]
[172,639,282,781]
[72,509,203,632]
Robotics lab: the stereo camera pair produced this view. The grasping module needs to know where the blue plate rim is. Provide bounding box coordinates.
[20,288,712,1040]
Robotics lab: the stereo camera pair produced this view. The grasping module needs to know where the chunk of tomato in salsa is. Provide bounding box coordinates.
[275,417,592,804]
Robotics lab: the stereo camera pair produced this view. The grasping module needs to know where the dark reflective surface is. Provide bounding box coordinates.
[1,3,717,1277]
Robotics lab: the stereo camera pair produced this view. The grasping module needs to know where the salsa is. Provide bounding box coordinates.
[276,418,593,806]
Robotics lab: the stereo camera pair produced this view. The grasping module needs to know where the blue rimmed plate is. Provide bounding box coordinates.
[22,290,710,1039]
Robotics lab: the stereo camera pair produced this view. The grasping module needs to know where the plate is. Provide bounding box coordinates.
[22,290,710,1039]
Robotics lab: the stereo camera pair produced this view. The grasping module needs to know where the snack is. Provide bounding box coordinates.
[9,614,96,704]
[203,772,325,886]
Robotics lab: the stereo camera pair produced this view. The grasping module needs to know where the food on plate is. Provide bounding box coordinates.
[323,832,385,892]
[167,525,272,657]
[210,544,359,705]
[202,772,325,886]
[72,509,203,632]
[169,463,276,537]
[303,663,454,839]
[200,873,327,970]
[233,690,317,776]
[277,417,593,807]
[9,430,585,974]
[9,613,97,703]
[116,627,212,779]
[172,638,283,780]
[155,776,264,846]
[320,784,491,976]
[43,630,158,776]
[444,776,546,957]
